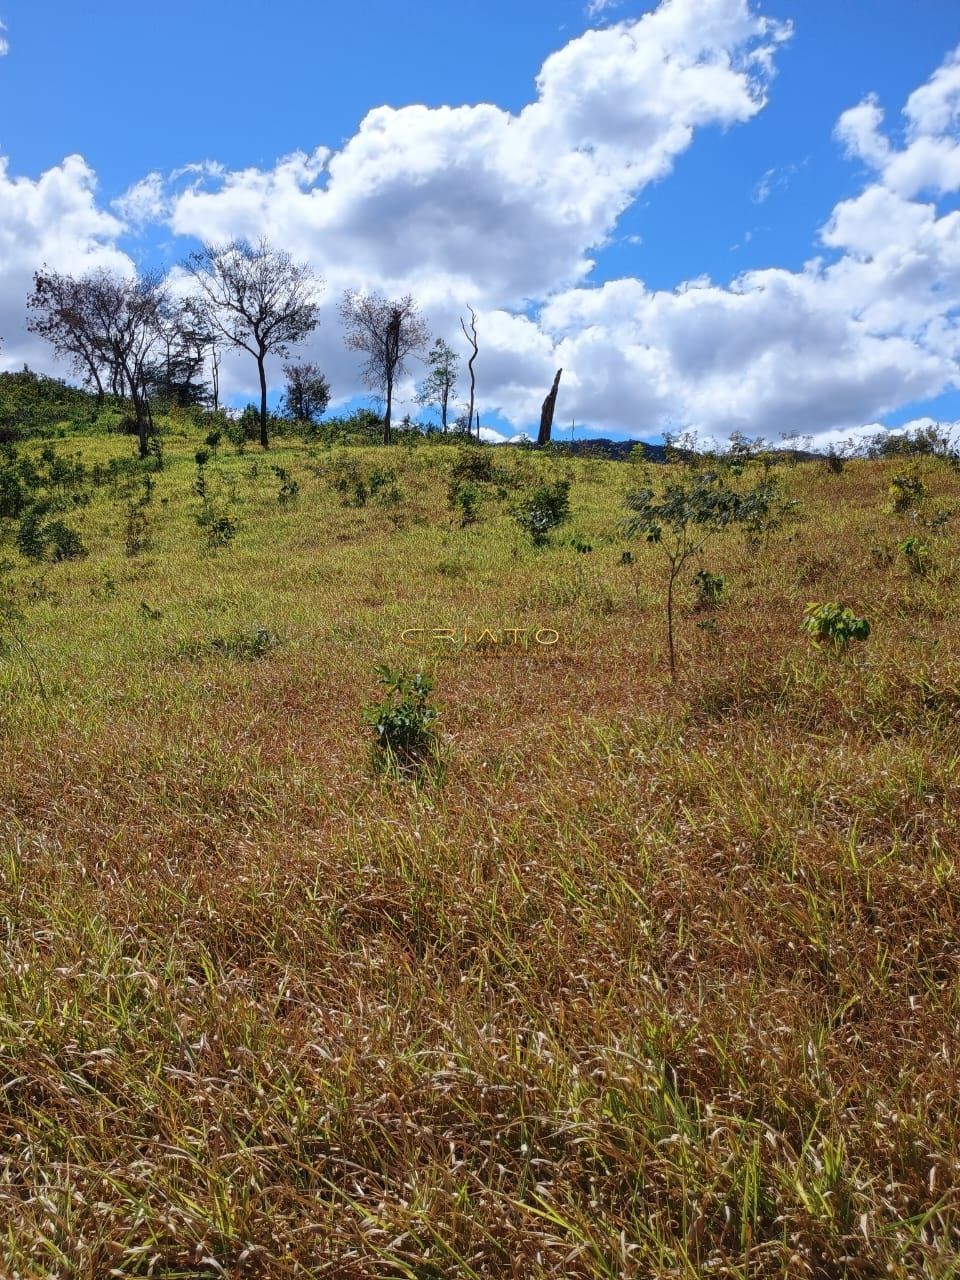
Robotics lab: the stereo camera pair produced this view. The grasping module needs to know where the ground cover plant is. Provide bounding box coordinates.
[0,410,959,1277]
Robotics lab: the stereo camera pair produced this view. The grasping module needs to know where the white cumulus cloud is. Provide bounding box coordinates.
[0,155,133,368]
[5,3,960,449]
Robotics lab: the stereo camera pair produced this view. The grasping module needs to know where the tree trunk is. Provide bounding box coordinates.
[258,351,269,448]
[85,358,105,406]
[441,389,448,433]
[476,410,480,441]
[666,562,677,680]
[460,310,478,442]
[384,372,393,445]
[537,368,562,446]
[134,392,149,459]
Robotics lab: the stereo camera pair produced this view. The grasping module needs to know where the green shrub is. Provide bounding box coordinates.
[512,479,571,546]
[271,465,299,505]
[45,520,87,561]
[196,502,239,548]
[124,499,151,556]
[330,458,368,508]
[211,625,280,660]
[888,472,925,514]
[693,568,725,608]
[368,466,397,497]
[363,666,441,779]
[450,447,495,484]
[15,510,48,561]
[801,602,871,652]
[898,537,932,575]
[623,470,777,677]
[448,480,480,526]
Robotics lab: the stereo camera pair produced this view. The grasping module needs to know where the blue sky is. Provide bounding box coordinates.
[2,0,960,443]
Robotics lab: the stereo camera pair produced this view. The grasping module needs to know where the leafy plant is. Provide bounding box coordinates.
[888,471,925,514]
[46,520,86,561]
[196,502,238,548]
[330,457,368,508]
[368,466,397,498]
[693,568,725,609]
[123,472,154,557]
[363,666,441,779]
[824,446,846,475]
[512,479,571,547]
[15,510,48,561]
[211,624,280,660]
[271,465,299,505]
[622,470,778,678]
[801,602,871,652]
[124,500,151,557]
[450,446,495,484]
[898,536,932,575]
[448,480,480,526]
[618,549,645,605]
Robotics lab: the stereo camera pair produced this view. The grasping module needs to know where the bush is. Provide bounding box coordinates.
[864,423,959,460]
[801,602,870,652]
[124,500,151,557]
[196,502,239,549]
[888,472,925,514]
[363,666,441,779]
[15,510,48,561]
[448,480,480,526]
[512,479,571,546]
[450,446,495,484]
[271,465,299,505]
[46,520,87,561]
[330,458,369,507]
[369,466,397,499]
[898,537,932,575]
[212,625,280,660]
[693,568,725,609]
[623,469,779,678]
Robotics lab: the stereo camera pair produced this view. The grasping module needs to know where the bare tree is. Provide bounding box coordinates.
[27,269,112,403]
[182,238,322,447]
[340,291,430,444]
[97,271,170,458]
[459,307,479,442]
[28,267,168,457]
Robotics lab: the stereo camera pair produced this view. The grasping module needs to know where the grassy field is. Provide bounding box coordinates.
[1,421,958,1277]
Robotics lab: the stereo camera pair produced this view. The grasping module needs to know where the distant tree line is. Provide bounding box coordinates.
[24,237,504,451]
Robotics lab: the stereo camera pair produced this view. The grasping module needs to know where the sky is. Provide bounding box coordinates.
[2,0,960,446]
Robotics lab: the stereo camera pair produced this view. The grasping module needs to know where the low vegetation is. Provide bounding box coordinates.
[0,394,958,1277]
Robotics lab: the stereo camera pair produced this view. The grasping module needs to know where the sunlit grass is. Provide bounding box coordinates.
[1,426,958,1276]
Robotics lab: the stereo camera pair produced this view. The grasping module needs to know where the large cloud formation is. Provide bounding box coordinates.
[3,0,960,447]
[0,156,132,367]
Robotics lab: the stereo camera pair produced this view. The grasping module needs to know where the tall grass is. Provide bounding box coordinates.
[0,431,958,1276]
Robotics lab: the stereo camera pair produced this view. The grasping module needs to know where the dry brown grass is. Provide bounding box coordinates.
[0,436,958,1276]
